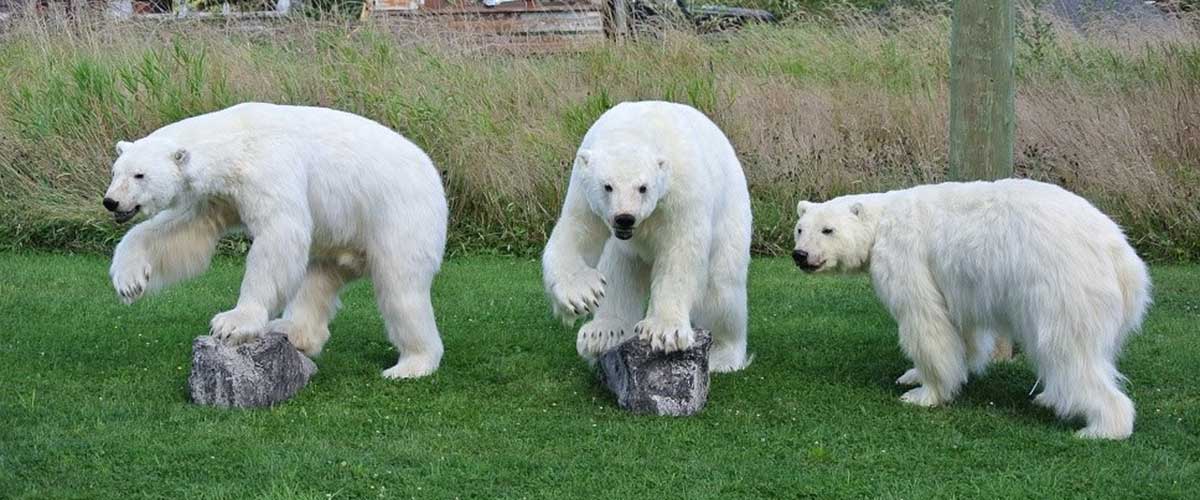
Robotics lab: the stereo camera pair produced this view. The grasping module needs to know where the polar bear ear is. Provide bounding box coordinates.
[850,202,864,217]
[115,141,133,156]
[171,148,190,167]
[796,200,812,217]
[575,149,593,169]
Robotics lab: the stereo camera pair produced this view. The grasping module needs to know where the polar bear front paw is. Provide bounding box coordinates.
[382,353,440,380]
[900,386,945,407]
[210,307,268,344]
[635,317,694,353]
[896,367,922,386]
[1076,422,1133,440]
[548,267,606,324]
[576,318,634,358]
[1031,392,1057,411]
[111,259,152,305]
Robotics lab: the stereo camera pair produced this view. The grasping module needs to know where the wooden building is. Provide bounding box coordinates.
[361,0,608,51]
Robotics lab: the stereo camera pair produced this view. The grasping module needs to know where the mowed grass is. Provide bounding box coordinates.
[1,253,1198,499]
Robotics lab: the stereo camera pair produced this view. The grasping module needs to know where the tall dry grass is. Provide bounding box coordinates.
[1,7,1197,259]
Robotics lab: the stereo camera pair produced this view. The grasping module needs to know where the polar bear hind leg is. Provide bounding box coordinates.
[966,327,1002,375]
[1030,312,1134,440]
[693,202,751,373]
[368,239,444,380]
[697,242,750,373]
[267,258,361,357]
[697,281,749,373]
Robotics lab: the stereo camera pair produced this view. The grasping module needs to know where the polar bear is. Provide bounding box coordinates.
[792,179,1151,439]
[541,101,752,372]
[102,102,448,379]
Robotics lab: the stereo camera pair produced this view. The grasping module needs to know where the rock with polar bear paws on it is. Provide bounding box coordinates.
[188,332,317,408]
[598,329,712,416]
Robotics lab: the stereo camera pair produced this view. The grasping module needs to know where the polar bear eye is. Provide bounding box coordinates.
[822,228,834,235]
[638,185,647,194]
[134,174,145,180]
[604,184,613,193]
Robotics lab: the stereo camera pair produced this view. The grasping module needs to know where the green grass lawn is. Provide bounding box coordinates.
[1,253,1198,499]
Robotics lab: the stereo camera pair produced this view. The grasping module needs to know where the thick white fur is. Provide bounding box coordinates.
[542,101,753,373]
[105,103,448,379]
[793,179,1151,439]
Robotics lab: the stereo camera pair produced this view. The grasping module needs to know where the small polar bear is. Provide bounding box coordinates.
[542,101,753,372]
[103,102,448,379]
[791,179,1151,439]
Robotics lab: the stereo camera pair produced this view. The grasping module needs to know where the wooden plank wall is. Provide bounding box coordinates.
[375,7,606,52]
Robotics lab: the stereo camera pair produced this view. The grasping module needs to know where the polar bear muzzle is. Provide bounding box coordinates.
[792,249,822,272]
[613,213,636,240]
[103,197,141,224]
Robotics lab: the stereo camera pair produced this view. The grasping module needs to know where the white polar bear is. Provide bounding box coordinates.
[792,179,1151,439]
[103,102,448,379]
[541,101,753,372]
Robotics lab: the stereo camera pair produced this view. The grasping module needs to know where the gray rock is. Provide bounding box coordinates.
[188,332,317,408]
[598,329,712,416]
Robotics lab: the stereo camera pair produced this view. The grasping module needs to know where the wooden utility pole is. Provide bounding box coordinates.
[948,0,1015,181]
[949,1,1017,361]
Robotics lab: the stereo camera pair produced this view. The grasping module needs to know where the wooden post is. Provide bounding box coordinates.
[949,1,1017,361]
[948,0,1015,181]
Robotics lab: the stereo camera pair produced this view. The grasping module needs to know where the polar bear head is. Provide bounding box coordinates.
[103,138,193,223]
[792,197,875,273]
[575,147,669,240]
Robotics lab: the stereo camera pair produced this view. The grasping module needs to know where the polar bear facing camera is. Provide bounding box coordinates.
[792,179,1150,439]
[103,103,448,379]
[542,101,753,372]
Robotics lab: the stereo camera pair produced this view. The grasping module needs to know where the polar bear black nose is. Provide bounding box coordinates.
[792,249,808,266]
[103,197,119,212]
[614,214,636,229]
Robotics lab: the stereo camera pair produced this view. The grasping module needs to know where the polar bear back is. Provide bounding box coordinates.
[887,179,1128,271]
[874,179,1149,336]
[146,103,447,251]
[149,102,441,191]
